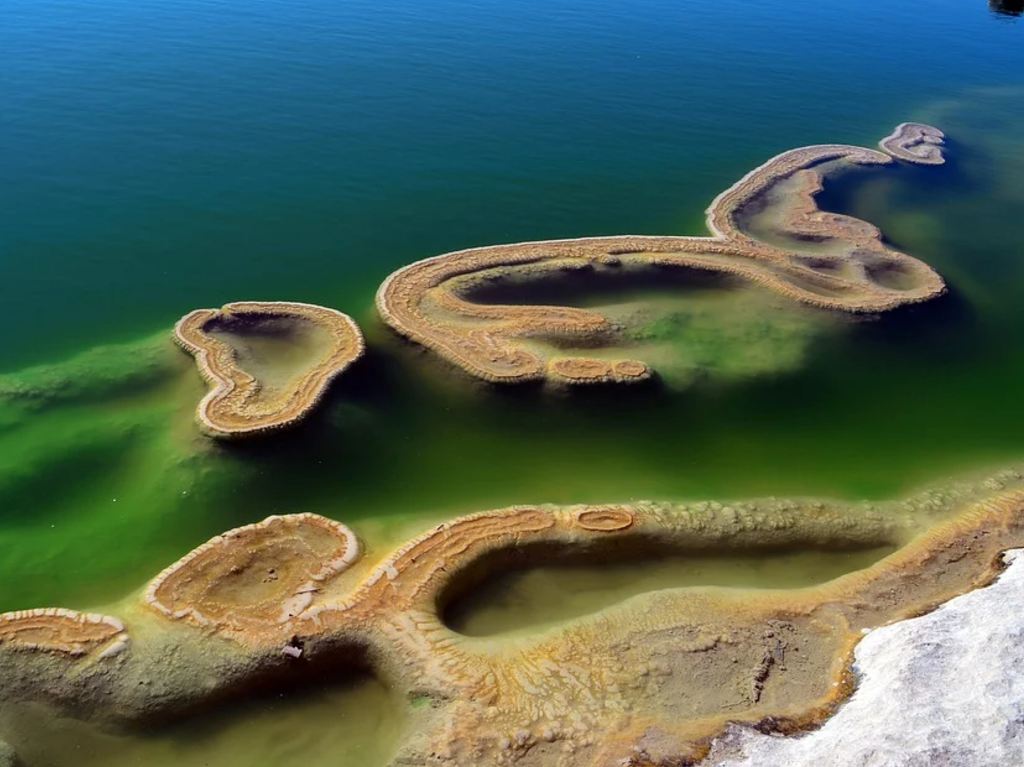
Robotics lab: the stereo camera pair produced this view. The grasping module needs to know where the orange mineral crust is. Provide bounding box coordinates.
[0,608,127,659]
[174,301,364,438]
[4,468,1024,766]
[377,124,948,385]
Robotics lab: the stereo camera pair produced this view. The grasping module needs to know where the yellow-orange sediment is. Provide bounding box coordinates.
[0,608,127,659]
[174,301,364,438]
[0,125,983,759]
[6,467,1024,765]
[575,507,635,532]
[377,124,948,384]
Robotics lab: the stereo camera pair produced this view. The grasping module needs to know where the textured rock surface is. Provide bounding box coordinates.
[145,513,361,646]
[5,469,1024,765]
[0,608,127,658]
[879,122,946,166]
[174,301,364,438]
[377,124,947,385]
[703,549,1024,767]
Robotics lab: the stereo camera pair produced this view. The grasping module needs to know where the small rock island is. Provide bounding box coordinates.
[174,301,364,438]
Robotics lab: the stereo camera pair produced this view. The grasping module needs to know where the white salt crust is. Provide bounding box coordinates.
[703,549,1024,767]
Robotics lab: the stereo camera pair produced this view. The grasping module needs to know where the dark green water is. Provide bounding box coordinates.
[1,0,1023,616]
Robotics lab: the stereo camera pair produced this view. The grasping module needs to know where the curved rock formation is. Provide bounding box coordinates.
[174,301,364,438]
[377,125,947,384]
[144,513,360,646]
[878,122,946,166]
[574,507,635,532]
[3,468,1024,765]
[0,608,127,659]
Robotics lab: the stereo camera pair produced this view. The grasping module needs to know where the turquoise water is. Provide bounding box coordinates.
[1,0,1023,611]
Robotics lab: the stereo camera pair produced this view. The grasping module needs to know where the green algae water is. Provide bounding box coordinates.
[0,674,405,766]
[2,0,1024,761]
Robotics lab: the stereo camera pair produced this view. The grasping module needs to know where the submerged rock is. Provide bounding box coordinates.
[991,0,1023,17]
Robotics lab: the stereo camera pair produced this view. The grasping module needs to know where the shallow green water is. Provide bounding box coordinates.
[445,544,896,637]
[6,97,1024,612]
[1,0,1023,761]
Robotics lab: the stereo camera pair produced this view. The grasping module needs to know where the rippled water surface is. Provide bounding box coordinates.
[1,0,1023,762]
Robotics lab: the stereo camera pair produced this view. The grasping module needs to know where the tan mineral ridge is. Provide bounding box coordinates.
[4,465,1024,766]
[376,123,947,385]
[878,123,946,166]
[174,301,364,438]
[0,608,127,659]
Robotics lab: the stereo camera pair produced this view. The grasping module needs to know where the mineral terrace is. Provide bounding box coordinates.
[3,465,1024,766]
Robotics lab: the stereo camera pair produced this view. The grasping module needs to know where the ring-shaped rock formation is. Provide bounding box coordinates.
[878,122,946,166]
[377,123,948,385]
[174,301,365,438]
[144,513,360,645]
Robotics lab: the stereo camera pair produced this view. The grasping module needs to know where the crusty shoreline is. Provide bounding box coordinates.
[4,465,1024,765]
[0,124,966,764]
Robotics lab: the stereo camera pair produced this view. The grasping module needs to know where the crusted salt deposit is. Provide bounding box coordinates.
[0,607,127,658]
[703,549,1024,767]
[879,122,947,166]
[144,513,361,645]
[6,480,1024,765]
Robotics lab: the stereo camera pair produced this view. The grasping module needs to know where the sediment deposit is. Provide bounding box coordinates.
[174,301,364,438]
[703,548,1024,767]
[144,513,360,645]
[4,467,1024,765]
[878,122,946,166]
[377,124,947,384]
